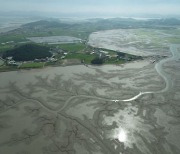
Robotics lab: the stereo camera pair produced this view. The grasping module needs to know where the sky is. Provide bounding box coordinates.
[0,0,180,17]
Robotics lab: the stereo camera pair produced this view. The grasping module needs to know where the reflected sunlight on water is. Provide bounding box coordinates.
[117,128,127,142]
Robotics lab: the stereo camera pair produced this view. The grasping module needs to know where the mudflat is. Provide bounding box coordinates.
[1,48,180,154]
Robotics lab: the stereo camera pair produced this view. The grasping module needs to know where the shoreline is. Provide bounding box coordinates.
[0,59,149,73]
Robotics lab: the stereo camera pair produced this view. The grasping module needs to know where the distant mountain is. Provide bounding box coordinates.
[3,44,52,61]
[147,18,180,26]
[1,17,180,42]
[22,20,69,29]
[21,18,180,31]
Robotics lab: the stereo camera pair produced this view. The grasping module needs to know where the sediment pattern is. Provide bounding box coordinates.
[0,60,179,153]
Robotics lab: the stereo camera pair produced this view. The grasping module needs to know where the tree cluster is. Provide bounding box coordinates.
[3,44,52,61]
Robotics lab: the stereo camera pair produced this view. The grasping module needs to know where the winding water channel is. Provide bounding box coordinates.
[114,44,180,102]
[155,44,179,92]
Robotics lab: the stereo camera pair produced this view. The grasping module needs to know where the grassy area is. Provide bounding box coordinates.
[20,62,45,69]
[0,44,14,52]
[0,59,4,66]
[49,28,92,40]
[57,43,86,52]
[0,34,27,43]
[65,53,96,64]
[0,65,18,72]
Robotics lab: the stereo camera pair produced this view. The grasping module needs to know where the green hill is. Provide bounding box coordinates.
[3,44,52,61]
[22,20,69,29]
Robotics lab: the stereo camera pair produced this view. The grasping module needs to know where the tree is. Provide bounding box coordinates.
[2,44,52,61]
[91,57,104,65]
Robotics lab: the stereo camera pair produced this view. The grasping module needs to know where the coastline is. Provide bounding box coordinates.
[0,59,149,73]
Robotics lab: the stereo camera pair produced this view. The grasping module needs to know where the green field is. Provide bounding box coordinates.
[104,58,125,65]
[49,28,92,40]
[0,34,27,44]
[0,59,4,66]
[66,53,96,63]
[0,44,14,52]
[0,65,18,72]
[20,62,45,69]
[57,43,86,52]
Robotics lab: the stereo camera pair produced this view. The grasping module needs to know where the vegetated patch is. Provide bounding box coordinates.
[0,44,14,53]
[65,53,96,64]
[91,57,104,65]
[104,58,125,65]
[0,65,18,72]
[2,43,52,61]
[20,62,45,69]
[0,34,27,44]
[57,43,86,52]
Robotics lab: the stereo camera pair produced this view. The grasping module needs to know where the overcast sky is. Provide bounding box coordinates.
[0,0,180,17]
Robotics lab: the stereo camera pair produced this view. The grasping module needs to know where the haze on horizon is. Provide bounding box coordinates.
[0,0,180,18]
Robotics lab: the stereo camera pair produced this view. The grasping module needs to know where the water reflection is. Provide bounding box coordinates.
[118,128,127,142]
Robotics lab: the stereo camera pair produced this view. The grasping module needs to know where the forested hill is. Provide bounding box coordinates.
[2,44,52,61]
[22,20,70,29]
[6,18,180,36]
[22,18,180,29]
[1,18,180,44]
